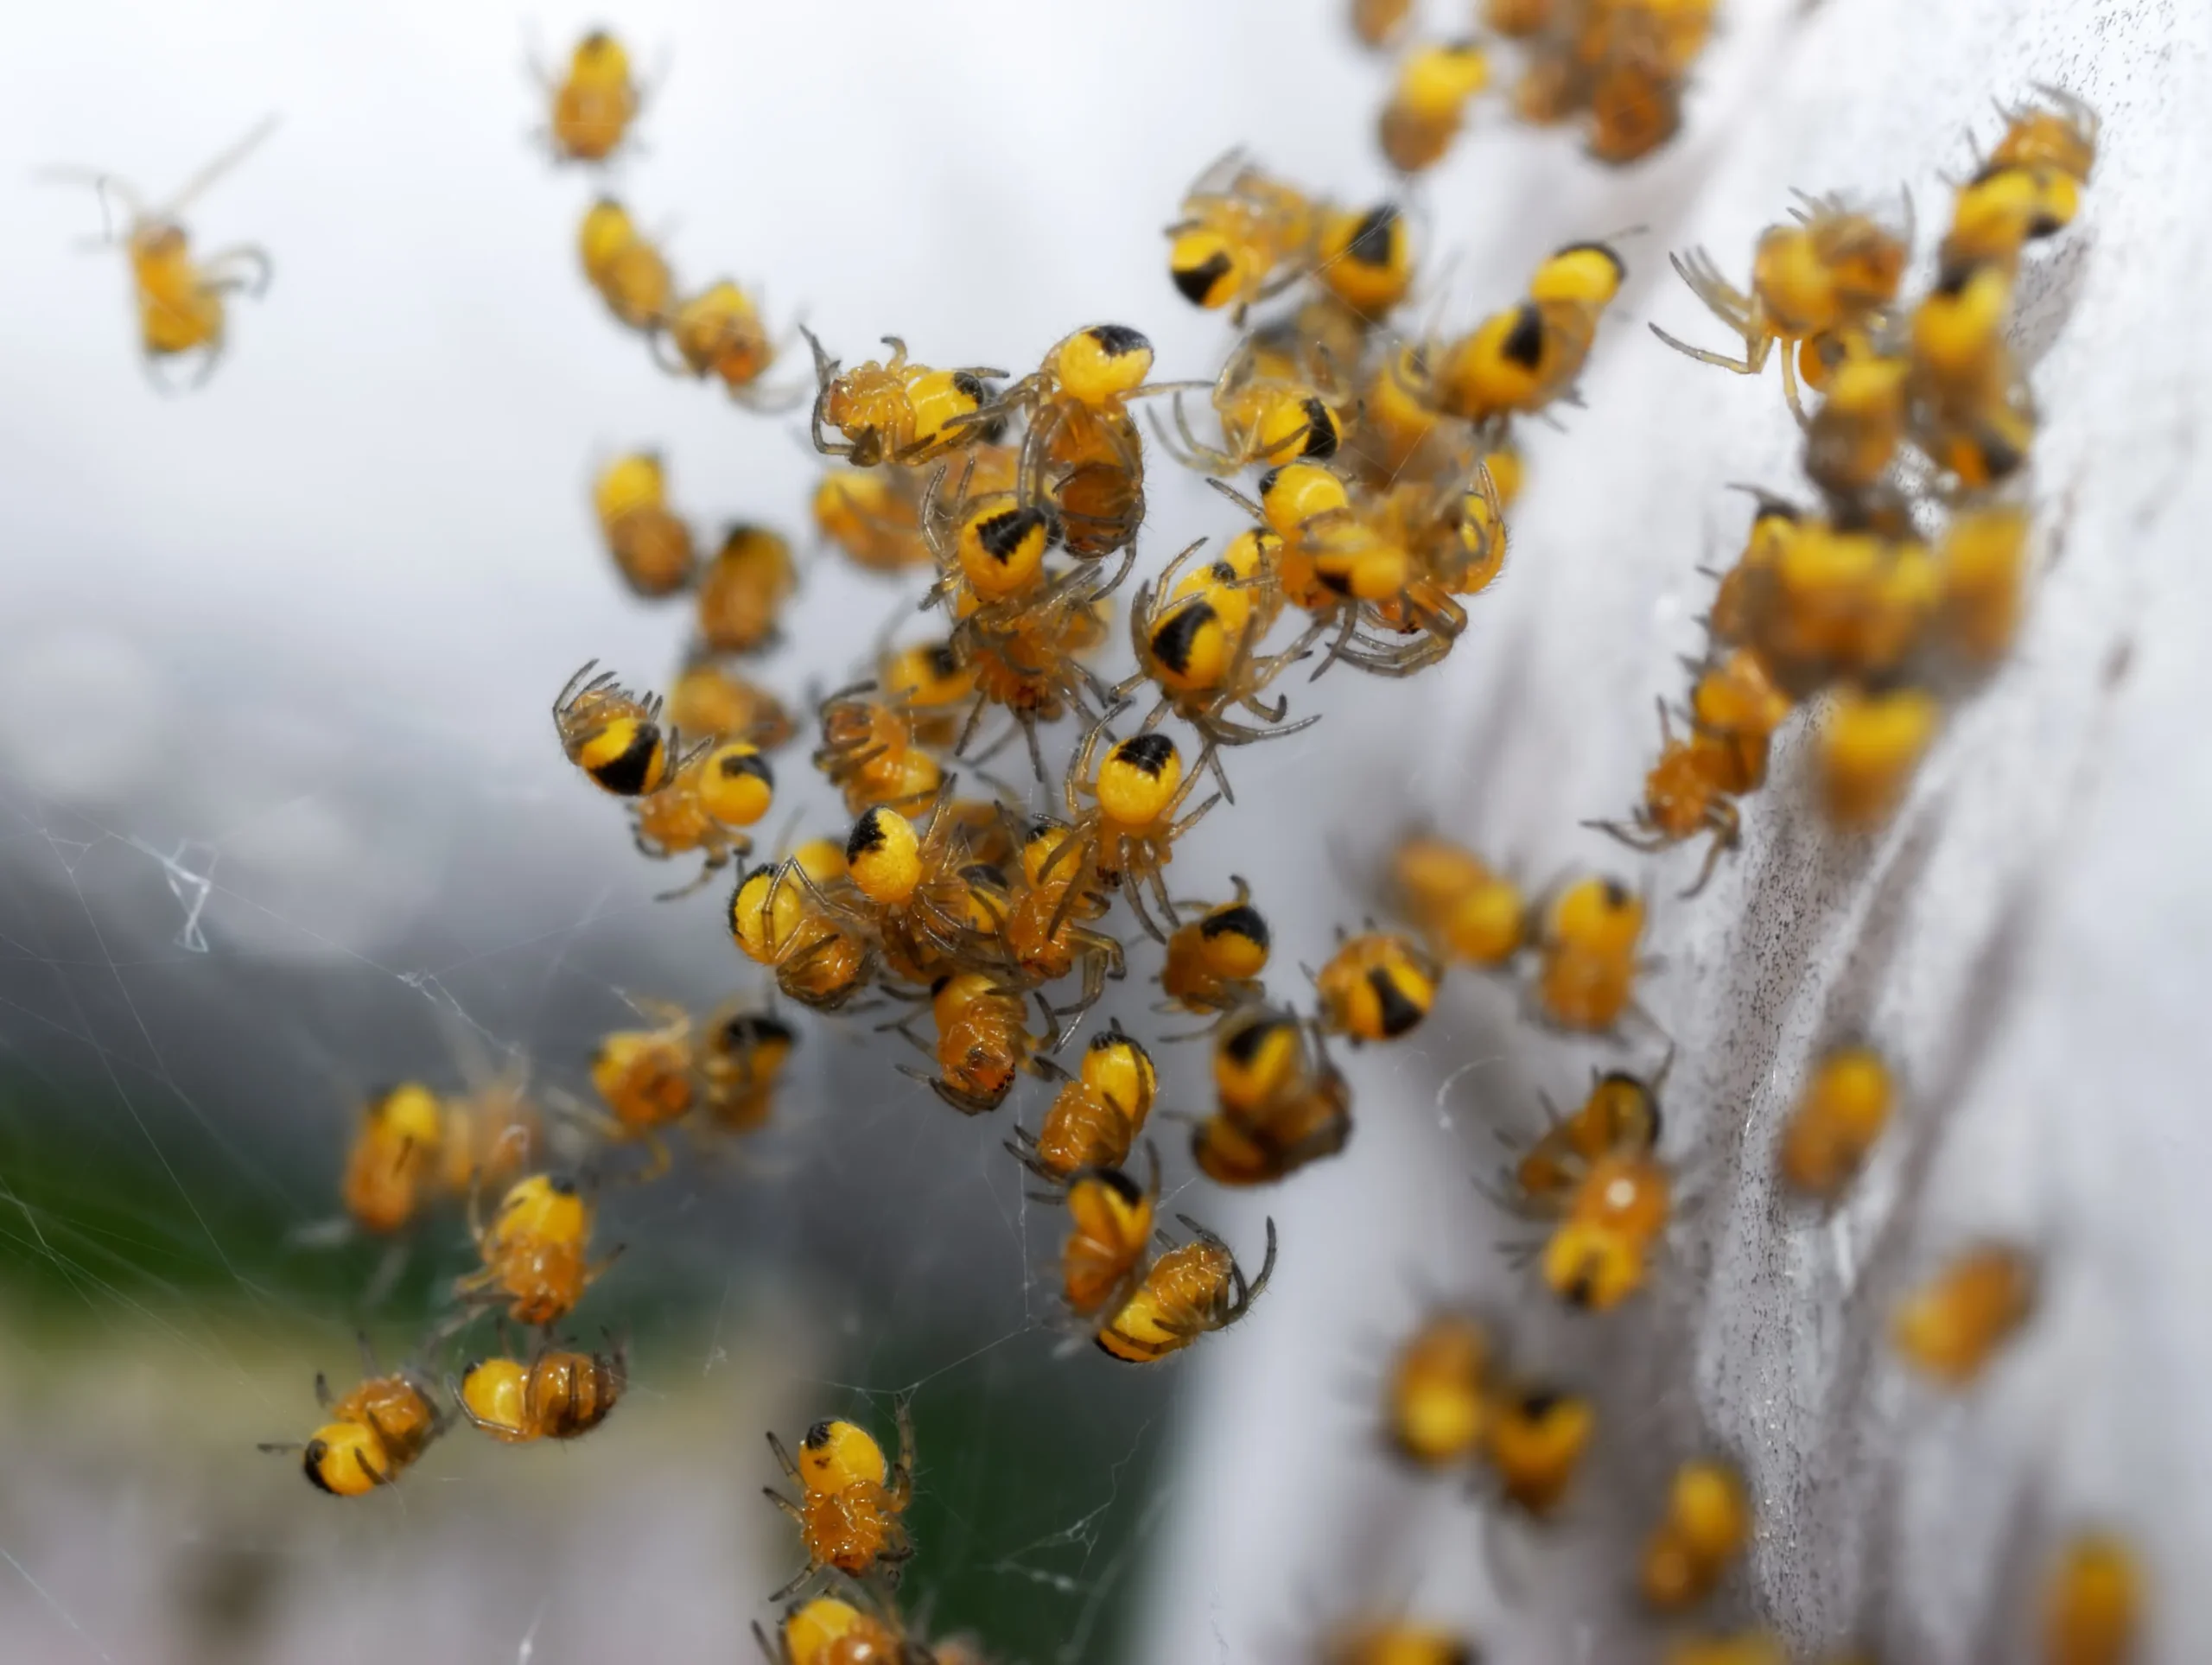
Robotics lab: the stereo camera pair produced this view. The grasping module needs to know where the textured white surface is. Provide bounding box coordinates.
[1135,0,2212,1661]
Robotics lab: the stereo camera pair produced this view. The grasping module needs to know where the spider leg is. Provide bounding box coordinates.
[767,1560,819,1605]
[1649,322,1769,376]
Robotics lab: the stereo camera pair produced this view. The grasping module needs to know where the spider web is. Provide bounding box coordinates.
[0,25,1338,1637]
[0,573,1207,1663]
[8,0,2212,1662]
[0,3,1388,1655]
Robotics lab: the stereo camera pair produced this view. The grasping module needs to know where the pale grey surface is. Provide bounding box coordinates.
[1133,1,2212,1662]
[0,0,2205,1661]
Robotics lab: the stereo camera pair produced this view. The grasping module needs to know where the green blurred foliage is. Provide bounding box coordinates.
[0,1064,1168,1662]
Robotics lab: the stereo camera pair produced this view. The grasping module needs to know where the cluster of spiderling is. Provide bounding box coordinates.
[1592,85,2096,907]
[260,1119,642,1486]
[524,11,1680,1644]
[569,146,1662,1419]
[47,17,2145,1664]
[1610,89,2088,897]
[256,1297,630,1494]
[541,32,805,411]
[259,1025,655,1493]
[1354,0,1717,172]
[1350,88,2141,1665]
[236,28,816,1559]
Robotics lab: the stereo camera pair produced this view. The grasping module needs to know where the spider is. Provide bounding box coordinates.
[1114,537,1315,799]
[1096,1215,1278,1363]
[1052,713,1221,942]
[764,1401,917,1600]
[257,1334,444,1497]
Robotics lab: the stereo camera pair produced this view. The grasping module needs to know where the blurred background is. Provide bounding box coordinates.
[2,0,2208,1661]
